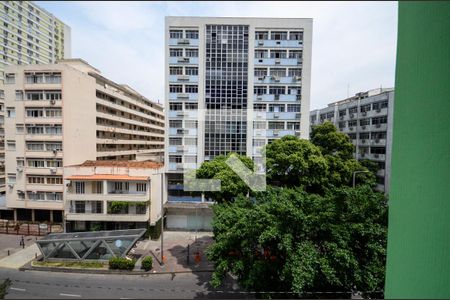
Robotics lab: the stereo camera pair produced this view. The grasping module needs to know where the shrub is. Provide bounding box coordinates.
[109,257,136,271]
[141,256,153,271]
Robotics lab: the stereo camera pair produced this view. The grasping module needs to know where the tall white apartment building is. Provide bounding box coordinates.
[165,17,312,207]
[0,59,164,223]
[310,88,394,193]
[0,0,71,205]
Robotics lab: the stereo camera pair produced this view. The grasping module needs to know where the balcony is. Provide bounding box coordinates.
[168,75,199,83]
[169,93,198,101]
[254,58,301,66]
[168,162,197,171]
[169,57,198,65]
[168,38,199,47]
[255,39,303,48]
[66,192,149,202]
[266,112,300,120]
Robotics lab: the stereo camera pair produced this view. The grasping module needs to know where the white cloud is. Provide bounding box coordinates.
[39,1,397,110]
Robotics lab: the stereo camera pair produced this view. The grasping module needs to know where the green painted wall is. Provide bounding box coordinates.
[385,2,450,298]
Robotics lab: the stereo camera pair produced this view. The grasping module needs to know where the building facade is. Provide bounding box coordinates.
[64,160,164,232]
[310,88,394,193]
[165,17,312,209]
[0,0,71,205]
[0,59,164,222]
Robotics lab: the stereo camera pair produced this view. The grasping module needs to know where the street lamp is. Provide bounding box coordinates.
[352,170,370,188]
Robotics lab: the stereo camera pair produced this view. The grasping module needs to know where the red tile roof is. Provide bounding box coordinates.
[67,160,163,169]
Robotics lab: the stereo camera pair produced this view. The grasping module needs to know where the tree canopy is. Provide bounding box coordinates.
[207,186,387,297]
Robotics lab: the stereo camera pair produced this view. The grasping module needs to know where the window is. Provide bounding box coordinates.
[169,102,182,111]
[28,176,45,184]
[268,122,285,130]
[136,204,146,214]
[185,85,198,93]
[185,49,198,57]
[169,85,183,93]
[170,67,183,75]
[288,86,301,95]
[46,143,62,151]
[46,109,62,118]
[7,175,16,184]
[185,120,197,128]
[289,31,303,41]
[348,133,357,140]
[75,201,85,213]
[169,155,182,163]
[348,120,357,127]
[255,31,268,40]
[288,68,302,77]
[372,132,387,139]
[253,139,266,147]
[255,50,268,58]
[7,108,15,118]
[47,160,62,168]
[185,156,197,163]
[0,90,4,99]
[114,182,129,191]
[169,120,182,128]
[185,30,198,39]
[338,121,346,129]
[269,68,286,77]
[349,107,358,114]
[185,67,198,75]
[288,50,302,59]
[254,86,267,95]
[185,138,197,145]
[269,104,285,112]
[271,31,287,40]
[169,48,183,57]
[287,104,301,112]
[254,104,267,111]
[360,104,371,112]
[287,122,300,130]
[253,121,266,129]
[27,142,44,151]
[46,193,63,201]
[5,73,15,84]
[15,91,23,100]
[254,68,268,77]
[28,160,45,168]
[45,91,62,100]
[169,137,182,145]
[359,132,370,139]
[26,91,44,101]
[136,183,147,192]
[360,118,370,126]
[6,141,15,150]
[339,109,347,117]
[26,109,44,118]
[47,177,63,185]
[45,125,62,135]
[270,50,287,59]
[185,103,198,110]
[269,86,285,95]
[169,30,183,39]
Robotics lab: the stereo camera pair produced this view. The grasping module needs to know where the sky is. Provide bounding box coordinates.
[39,1,398,110]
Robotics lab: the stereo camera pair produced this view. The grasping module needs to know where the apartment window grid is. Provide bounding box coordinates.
[204,24,249,159]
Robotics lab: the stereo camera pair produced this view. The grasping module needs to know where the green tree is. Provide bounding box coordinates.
[196,153,254,202]
[310,122,376,188]
[207,186,387,297]
[264,135,329,191]
[0,278,11,299]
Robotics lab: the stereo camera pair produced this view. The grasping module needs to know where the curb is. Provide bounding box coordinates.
[19,265,214,275]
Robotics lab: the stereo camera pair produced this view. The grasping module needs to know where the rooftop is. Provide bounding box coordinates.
[68,160,163,169]
[66,174,149,181]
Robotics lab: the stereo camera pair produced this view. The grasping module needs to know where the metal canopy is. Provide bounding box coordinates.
[36,229,146,261]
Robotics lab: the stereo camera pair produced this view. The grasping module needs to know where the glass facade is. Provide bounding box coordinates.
[204,25,249,159]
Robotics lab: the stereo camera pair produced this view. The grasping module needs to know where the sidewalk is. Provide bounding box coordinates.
[0,243,40,269]
[132,231,215,273]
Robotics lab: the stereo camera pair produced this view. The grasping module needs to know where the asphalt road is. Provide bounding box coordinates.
[0,268,249,299]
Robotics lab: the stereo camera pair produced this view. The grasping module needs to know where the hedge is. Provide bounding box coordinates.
[109,257,136,271]
[141,256,153,271]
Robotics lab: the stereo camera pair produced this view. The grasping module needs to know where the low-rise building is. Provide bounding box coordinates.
[310,88,394,193]
[64,160,164,232]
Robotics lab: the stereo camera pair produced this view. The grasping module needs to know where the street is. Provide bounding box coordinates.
[0,268,248,299]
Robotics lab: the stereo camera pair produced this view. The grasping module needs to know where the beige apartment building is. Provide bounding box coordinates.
[64,160,164,232]
[0,59,164,222]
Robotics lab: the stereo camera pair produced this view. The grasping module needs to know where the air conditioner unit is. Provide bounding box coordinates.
[295,113,301,118]
[362,111,367,116]
[258,41,264,46]
[273,131,279,136]
[50,167,57,174]
[274,94,280,101]
[258,77,264,81]
[362,139,366,144]
[362,125,366,129]
[50,99,56,105]
[350,114,354,119]
[376,124,381,128]
[349,127,354,131]
[177,39,190,45]
[339,116,344,120]
[374,154,380,158]
[276,41,281,45]
[375,139,380,143]
[294,76,301,81]
[273,76,280,82]
[16,166,23,172]
[257,96,262,101]
[273,113,280,118]
[376,109,381,113]
[8,184,14,188]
